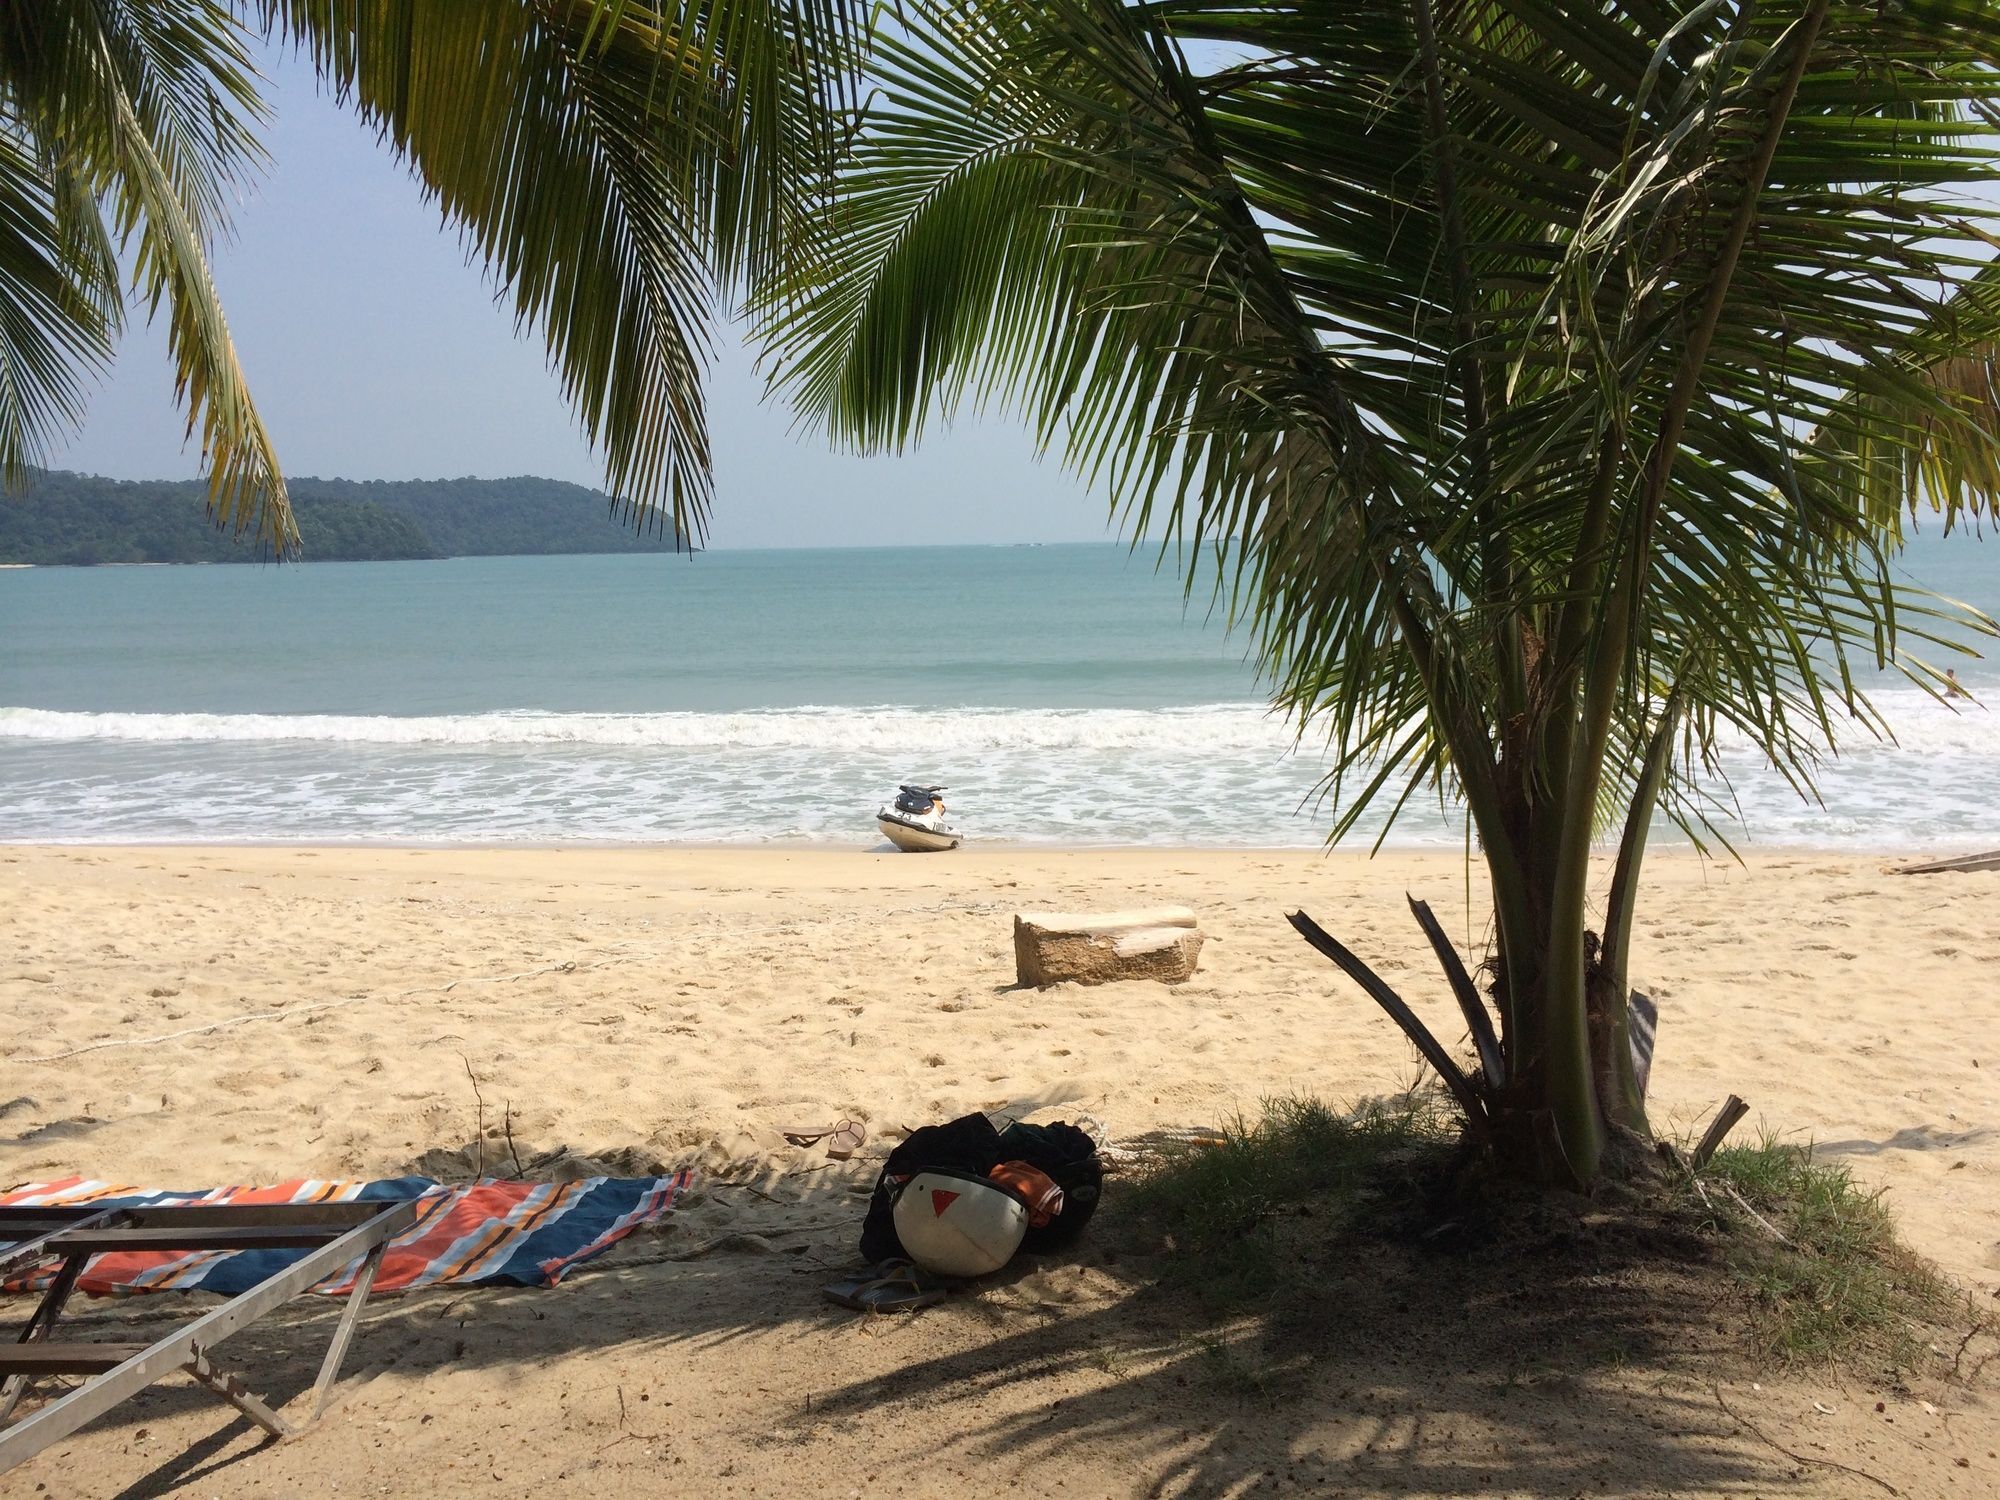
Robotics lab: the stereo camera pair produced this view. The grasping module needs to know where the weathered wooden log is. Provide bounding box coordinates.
[1895,849,2000,875]
[1013,907,1203,987]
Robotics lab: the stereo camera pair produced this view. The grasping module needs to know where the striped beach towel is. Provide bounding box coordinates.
[0,1173,690,1298]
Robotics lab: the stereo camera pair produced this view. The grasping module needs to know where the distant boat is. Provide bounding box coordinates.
[877,784,962,852]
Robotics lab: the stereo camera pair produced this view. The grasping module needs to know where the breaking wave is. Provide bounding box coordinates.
[1,693,1994,849]
[0,703,1296,754]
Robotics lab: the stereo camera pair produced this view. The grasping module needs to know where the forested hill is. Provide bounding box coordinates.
[295,476,693,558]
[0,470,695,566]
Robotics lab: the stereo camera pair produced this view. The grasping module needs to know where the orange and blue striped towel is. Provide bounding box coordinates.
[0,1173,690,1297]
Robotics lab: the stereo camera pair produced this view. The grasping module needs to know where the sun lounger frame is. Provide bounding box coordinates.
[0,1198,417,1473]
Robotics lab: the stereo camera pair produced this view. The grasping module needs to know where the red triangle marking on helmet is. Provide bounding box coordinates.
[930,1189,960,1217]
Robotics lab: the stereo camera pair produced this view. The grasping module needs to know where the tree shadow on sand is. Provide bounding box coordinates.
[792,1198,1830,1497]
[6,1138,1898,1500]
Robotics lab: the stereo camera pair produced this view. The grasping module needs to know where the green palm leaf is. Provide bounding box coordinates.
[0,0,858,554]
[767,0,2000,1182]
[0,0,284,547]
[263,0,859,542]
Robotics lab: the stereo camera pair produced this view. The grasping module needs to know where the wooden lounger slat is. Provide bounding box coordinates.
[0,1204,386,1235]
[51,1226,356,1254]
[0,1221,99,1241]
[118,1204,390,1230]
[0,1346,150,1376]
[0,1207,116,1228]
[0,1209,126,1282]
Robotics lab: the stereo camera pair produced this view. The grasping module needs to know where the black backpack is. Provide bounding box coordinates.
[858,1112,1104,1265]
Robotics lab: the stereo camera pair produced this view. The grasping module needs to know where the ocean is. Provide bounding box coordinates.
[1,538,1995,849]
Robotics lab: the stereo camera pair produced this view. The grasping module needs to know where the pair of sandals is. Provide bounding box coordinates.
[822,1259,948,1313]
[780,1118,867,1160]
[785,1124,943,1312]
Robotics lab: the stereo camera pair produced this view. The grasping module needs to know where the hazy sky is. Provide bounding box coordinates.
[61,49,1113,551]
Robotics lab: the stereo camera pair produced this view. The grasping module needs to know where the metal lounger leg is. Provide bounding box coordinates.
[0,1253,89,1427]
[0,1200,414,1480]
[307,1242,385,1423]
[181,1351,292,1440]
[0,1199,416,1475]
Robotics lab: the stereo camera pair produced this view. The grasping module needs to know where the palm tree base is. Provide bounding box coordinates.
[1295,907,1663,1193]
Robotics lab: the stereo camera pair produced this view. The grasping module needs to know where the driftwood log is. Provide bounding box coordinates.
[1896,850,2000,875]
[1013,907,1203,987]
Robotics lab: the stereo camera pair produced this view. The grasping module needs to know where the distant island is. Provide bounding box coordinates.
[0,470,695,566]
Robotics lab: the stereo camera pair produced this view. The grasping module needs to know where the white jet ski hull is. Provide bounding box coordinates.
[877,813,962,852]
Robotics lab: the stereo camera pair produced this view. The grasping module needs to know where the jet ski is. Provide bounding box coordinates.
[877,784,962,852]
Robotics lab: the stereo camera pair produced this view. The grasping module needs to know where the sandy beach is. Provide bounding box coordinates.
[2,842,1996,1497]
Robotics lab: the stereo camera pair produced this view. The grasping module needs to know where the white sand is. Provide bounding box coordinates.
[1,844,1995,1496]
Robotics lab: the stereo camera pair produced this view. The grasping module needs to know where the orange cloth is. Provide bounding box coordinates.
[988,1161,1064,1227]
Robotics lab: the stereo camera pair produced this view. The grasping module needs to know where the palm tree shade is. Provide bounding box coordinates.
[8,0,1996,1187]
[0,0,856,554]
[762,0,2000,1184]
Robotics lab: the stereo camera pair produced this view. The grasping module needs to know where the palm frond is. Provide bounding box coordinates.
[0,0,288,549]
[766,0,2000,872]
[0,122,119,483]
[262,0,859,541]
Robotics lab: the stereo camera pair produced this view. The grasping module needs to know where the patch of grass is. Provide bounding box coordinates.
[1119,1098,1973,1380]
[1692,1137,1956,1367]
[1120,1092,1459,1305]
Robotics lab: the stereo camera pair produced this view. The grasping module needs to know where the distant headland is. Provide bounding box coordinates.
[0,470,696,566]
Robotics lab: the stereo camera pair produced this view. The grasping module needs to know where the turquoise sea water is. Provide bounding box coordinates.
[1,538,1995,847]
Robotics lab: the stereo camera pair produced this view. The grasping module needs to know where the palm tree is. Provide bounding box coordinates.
[763,0,2000,1185]
[0,0,854,554]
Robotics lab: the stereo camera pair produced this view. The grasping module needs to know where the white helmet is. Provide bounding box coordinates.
[892,1169,1028,1277]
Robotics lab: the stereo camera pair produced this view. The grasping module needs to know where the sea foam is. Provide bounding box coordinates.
[0,703,1299,753]
[2,691,1994,754]
[2,695,1996,849]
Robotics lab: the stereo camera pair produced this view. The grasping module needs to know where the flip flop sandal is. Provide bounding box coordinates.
[822,1263,946,1313]
[779,1123,834,1148]
[825,1119,867,1161]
